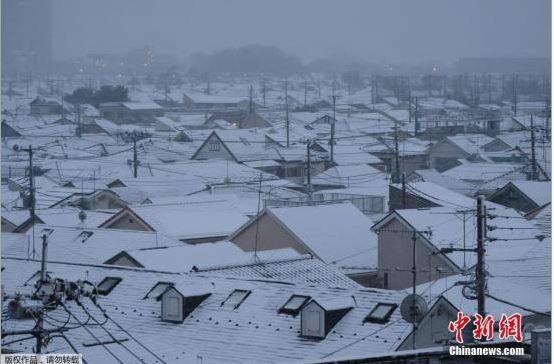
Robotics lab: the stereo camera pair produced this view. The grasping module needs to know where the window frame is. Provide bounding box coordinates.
[96,277,122,296]
[221,289,251,309]
[278,295,311,316]
[364,302,398,324]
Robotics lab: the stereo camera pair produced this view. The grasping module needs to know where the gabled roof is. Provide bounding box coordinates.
[230,202,378,269]
[98,201,249,240]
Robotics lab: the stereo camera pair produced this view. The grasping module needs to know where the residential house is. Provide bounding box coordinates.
[229,203,378,286]
[182,94,251,111]
[371,206,546,290]
[99,101,163,125]
[427,134,496,171]
[488,181,551,213]
[97,201,249,244]
[204,111,272,129]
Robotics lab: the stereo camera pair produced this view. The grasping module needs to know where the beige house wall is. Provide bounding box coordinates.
[231,213,310,255]
[377,219,458,289]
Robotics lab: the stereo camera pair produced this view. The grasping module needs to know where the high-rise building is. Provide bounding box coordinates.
[2,0,52,76]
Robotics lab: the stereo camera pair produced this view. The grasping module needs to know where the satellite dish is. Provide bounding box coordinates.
[12,144,19,152]
[400,294,428,324]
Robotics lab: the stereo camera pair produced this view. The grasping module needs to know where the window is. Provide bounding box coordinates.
[144,282,174,300]
[96,277,122,296]
[208,141,220,151]
[364,303,397,324]
[221,289,250,309]
[279,295,310,316]
[75,231,93,243]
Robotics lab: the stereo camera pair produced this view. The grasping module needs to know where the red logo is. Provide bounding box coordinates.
[448,312,522,344]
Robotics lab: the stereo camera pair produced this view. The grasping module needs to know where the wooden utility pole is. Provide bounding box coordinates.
[393,118,400,183]
[402,173,407,209]
[414,97,419,135]
[530,115,538,181]
[133,134,138,178]
[304,80,307,107]
[19,145,36,220]
[513,74,518,116]
[476,196,486,318]
[306,140,312,197]
[331,95,337,163]
[285,80,290,148]
[249,85,254,114]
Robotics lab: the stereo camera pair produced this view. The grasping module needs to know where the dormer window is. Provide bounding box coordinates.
[222,289,250,309]
[144,282,174,300]
[161,285,211,323]
[300,298,353,340]
[279,295,310,316]
[364,303,397,324]
[96,277,122,296]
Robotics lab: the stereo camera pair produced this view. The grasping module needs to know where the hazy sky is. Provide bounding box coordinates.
[53,0,551,63]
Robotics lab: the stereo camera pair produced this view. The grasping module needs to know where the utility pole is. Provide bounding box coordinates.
[476,196,486,319]
[393,118,400,183]
[306,140,312,197]
[530,114,538,181]
[408,97,412,124]
[285,80,290,148]
[414,97,419,135]
[249,85,254,114]
[402,173,407,209]
[513,74,518,116]
[19,145,36,220]
[133,134,138,178]
[331,95,337,164]
[546,97,550,139]
[76,104,82,138]
[304,80,307,107]
[262,79,267,107]
[411,228,417,350]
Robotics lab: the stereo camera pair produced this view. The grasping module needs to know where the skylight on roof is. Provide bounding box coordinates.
[97,277,122,296]
[364,303,397,324]
[222,289,250,309]
[279,295,310,316]
[75,231,93,243]
[144,282,173,300]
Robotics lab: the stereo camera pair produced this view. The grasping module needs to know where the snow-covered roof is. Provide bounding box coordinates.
[509,181,551,206]
[263,203,378,269]
[122,101,163,110]
[100,201,249,240]
[119,242,300,273]
[1,225,180,265]
[1,257,411,363]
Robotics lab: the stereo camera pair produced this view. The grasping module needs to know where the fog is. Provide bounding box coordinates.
[52,0,550,63]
